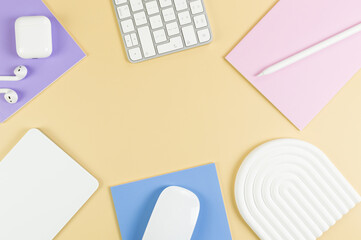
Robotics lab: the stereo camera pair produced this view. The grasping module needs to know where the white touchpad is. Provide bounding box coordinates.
[142,186,200,240]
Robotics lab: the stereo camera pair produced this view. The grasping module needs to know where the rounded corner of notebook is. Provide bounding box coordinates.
[26,128,42,136]
[91,177,100,191]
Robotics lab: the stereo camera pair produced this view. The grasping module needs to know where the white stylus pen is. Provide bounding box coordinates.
[257,22,361,77]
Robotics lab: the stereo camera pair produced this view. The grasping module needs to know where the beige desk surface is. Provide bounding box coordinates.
[1,0,361,239]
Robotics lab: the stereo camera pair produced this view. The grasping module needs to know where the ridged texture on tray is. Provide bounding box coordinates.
[235,139,361,240]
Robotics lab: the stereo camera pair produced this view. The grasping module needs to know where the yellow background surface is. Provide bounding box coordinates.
[1,0,361,239]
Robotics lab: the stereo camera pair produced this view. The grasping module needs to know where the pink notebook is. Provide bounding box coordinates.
[226,0,361,130]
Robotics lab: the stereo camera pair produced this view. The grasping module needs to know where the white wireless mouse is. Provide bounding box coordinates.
[142,186,200,240]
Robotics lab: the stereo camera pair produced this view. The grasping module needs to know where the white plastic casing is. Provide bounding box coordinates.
[234,139,361,240]
[15,16,53,59]
[142,186,200,240]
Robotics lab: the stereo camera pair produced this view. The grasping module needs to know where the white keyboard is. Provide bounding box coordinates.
[112,0,212,63]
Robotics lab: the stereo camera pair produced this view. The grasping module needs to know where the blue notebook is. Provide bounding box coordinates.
[111,163,232,240]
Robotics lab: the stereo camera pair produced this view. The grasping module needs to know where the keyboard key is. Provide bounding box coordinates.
[134,11,147,26]
[149,15,163,29]
[178,11,191,25]
[129,0,143,12]
[131,33,138,45]
[145,1,159,15]
[138,26,156,57]
[190,0,203,14]
[159,0,172,8]
[182,25,197,46]
[162,8,176,22]
[121,19,135,33]
[174,0,187,11]
[115,0,127,5]
[153,29,167,43]
[117,5,131,19]
[194,14,207,28]
[124,34,133,47]
[157,36,183,54]
[166,22,180,36]
[129,47,142,61]
[197,28,210,42]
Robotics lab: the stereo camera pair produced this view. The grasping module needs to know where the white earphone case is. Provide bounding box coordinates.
[15,16,52,59]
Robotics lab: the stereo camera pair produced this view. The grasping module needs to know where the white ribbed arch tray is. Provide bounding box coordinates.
[235,139,361,240]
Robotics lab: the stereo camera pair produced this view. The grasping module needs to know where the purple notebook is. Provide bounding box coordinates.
[0,0,85,123]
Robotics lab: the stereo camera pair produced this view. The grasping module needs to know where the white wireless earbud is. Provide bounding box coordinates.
[0,65,28,81]
[0,89,18,104]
